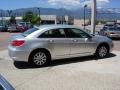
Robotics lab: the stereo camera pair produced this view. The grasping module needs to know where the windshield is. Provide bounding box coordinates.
[9,24,16,27]
[109,28,115,30]
[108,27,120,31]
[22,28,39,37]
[117,27,120,29]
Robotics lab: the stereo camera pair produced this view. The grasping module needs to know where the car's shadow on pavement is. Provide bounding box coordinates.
[112,38,120,41]
[14,53,116,69]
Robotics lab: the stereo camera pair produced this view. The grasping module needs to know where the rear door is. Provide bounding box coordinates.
[39,28,71,58]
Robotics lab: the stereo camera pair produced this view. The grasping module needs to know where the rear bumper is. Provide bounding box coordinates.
[8,45,29,62]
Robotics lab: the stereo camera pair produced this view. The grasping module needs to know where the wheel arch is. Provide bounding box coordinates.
[28,48,51,62]
[96,42,110,53]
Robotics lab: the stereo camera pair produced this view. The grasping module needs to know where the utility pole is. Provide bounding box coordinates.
[0,12,2,25]
[37,8,41,25]
[84,4,87,30]
[91,0,96,35]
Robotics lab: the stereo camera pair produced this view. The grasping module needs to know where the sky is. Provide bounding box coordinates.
[0,0,119,10]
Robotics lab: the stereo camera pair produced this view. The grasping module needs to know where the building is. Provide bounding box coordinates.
[0,15,74,25]
[74,19,89,27]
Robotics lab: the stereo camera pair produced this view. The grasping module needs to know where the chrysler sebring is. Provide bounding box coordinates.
[8,25,113,66]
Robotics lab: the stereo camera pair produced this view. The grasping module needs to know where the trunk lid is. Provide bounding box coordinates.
[9,34,25,42]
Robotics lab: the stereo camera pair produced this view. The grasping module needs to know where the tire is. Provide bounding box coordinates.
[9,30,12,33]
[95,45,109,58]
[29,50,50,67]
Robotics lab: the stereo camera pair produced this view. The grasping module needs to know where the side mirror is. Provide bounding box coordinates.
[86,34,92,39]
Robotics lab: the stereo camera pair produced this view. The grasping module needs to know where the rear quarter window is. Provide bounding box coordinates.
[22,28,38,37]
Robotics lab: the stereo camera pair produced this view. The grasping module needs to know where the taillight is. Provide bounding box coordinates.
[11,40,25,47]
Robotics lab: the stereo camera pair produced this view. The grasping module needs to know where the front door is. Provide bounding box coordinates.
[65,28,96,56]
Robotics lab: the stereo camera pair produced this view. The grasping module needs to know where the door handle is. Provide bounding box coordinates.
[72,39,78,42]
[49,40,54,43]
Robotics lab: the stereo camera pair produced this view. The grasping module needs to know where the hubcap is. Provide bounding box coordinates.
[99,46,108,57]
[33,52,47,65]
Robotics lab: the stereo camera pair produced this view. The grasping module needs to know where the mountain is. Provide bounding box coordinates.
[1,7,73,17]
[72,8,120,20]
[0,7,120,20]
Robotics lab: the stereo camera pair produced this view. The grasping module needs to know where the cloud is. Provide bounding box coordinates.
[98,0,109,3]
[48,0,81,8]
[97,0,110,6]
[82,0,110,8]
[48,0,110,9]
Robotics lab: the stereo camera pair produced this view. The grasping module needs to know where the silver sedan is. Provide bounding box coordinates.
[8,25,113,66]
[100,27,120,38]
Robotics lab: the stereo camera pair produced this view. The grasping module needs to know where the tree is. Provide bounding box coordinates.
[9,16,16,24]
[86,20,107,25]
[22,11,41,25]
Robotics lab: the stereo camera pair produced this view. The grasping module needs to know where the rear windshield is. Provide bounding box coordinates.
[18,23,25,26]
[22,28,38,37]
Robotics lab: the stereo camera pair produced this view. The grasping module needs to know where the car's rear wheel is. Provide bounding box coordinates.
[9,31,12,33]
[95,45,109,58]
[29,50,50,67]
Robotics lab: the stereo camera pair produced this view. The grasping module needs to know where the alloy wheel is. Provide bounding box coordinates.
[98,46,108,58]
[33,52,47,66]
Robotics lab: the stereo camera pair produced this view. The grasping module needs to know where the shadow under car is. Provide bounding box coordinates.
[14,53,116,69]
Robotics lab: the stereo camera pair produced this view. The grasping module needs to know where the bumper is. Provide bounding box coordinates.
[108,34,120,38]
[8,45,29,62]
[8,29,19,32]
[110,42,114,52]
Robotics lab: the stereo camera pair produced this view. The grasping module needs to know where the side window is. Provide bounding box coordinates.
[39,29,66,38]
[66,28,90,38]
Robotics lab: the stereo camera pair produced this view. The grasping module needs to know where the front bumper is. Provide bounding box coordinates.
[108,34,120,38]
[8,29,18,32]
[110,42,114,52]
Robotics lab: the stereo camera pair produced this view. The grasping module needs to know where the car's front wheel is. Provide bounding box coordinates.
[95,45,109,58]
[29,50,50,67]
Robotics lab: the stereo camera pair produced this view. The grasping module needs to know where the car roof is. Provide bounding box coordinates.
[36,25,79,30]
[26,25,83,38]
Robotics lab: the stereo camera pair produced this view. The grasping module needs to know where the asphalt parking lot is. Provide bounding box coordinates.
[0,32,120,90]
